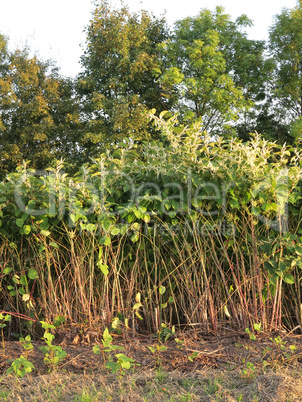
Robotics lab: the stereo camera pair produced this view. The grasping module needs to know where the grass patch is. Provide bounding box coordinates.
[1,367,302,401]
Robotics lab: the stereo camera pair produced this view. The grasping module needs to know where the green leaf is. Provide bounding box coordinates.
[116,353,134,369]
[295,245,302,256]
[148,346,156,354]
[54,315,65,327]
[40,218,49,231]
[16,218,24,228]
[86,223,97,232]
[70,214,76,223]
[20,274,28,286]
[12,275,20,284]
[23,225,31,235]
[283,274,295,284]
[93,345,101,355]
[127,213,135,223]
[188,352,199,362]
[105,361,119,373]
[28,268,38,280]
[40,321,56,330]
[100,236,111,246]
[3,267,12,275]
[100,264,109,277]
[133,302,142,311]
[134,209,142,219]
[102,327,111,341]
[110,344,125,351]
[130,233,139,243]
[111,227,120,236]
[143,213,150,223]
[252,206,261,216]
[230,198,240,209]
[159,285,166,295]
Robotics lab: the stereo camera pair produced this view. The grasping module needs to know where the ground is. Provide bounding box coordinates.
[1,327,302,401]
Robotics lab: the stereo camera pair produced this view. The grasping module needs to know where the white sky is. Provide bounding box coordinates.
[0,0,298,78]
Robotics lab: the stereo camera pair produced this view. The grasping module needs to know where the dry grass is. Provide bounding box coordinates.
[1,367,302,401]
[1,330,302,401]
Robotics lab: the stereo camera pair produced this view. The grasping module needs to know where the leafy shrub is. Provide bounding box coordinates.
[1,113,302,335]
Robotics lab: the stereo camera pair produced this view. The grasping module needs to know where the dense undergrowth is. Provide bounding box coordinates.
[1,114,302,337]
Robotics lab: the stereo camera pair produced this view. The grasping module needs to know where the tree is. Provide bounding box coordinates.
[269,1,302,144]
[158,7,270,138]
[78,0,171,157]
[0,37,81,178]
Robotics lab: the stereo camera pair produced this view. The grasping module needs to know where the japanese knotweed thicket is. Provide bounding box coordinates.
[1,114,302,335]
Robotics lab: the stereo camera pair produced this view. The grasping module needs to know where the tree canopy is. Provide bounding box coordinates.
[269,0,302,143]
[0,35,81,178]
[1,1,302,178]
[158,7,256,136]
[77,0,171,158]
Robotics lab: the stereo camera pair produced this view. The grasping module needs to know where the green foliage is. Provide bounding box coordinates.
[241,360,256,380]
[1,1,301,172]
[245,328,256,341]
[19,335,34,360]
[78,0,171,154]
[269,2,302,119]
[93,327,125,365]
[159,7,270,138]
[39,321,67,370]
[105,353,135,376]
[245,323,261,341]
[2,6,302,381]
[148,344,168,367]
[158,323,175,343]
[0,36,81,179]
[188,352,199,363]
[175,338,184,349]
[1,101,302,337]
[93,327,136,377]
[0,313,11,355]
[7,355,35,378]
[268,1,302,144]
[261,335,298,369]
